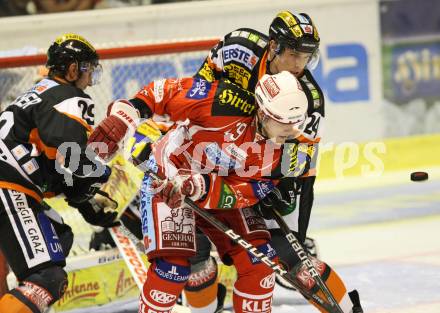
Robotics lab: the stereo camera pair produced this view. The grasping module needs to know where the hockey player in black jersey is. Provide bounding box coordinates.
[0,34,118,313]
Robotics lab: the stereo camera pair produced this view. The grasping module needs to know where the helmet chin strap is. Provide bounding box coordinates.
[266,47,278,74]
[254,112,270,140]
[59,61,81,86]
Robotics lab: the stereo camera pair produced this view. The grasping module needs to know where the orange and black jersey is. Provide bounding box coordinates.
[195,27,324,144]
[0,78,95,202]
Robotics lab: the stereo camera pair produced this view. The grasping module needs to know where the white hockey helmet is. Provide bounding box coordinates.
[255,71,308,129]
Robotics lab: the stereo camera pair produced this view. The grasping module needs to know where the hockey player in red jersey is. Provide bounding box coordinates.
[90,71,312,313]
[88,11,327,312]
[92,72,362,313]
[0,34,118,313]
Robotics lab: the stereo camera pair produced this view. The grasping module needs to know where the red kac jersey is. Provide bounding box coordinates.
[133,77,313,210]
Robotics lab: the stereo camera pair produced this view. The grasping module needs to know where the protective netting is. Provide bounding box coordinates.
[0,50,210,122]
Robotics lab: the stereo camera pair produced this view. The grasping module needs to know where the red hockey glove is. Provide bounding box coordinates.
[88,100,139,160]
[157,173,208,209]
[88,115,126,159]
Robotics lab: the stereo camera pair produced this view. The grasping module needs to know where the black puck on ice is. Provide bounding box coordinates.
[410,171,428,181]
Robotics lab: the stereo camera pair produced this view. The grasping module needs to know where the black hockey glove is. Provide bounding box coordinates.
[254,180,298,220]
[63,166,112,204]
[67,191,119,228]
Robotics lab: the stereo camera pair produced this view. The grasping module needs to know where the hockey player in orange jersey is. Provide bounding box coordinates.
[0,34,117,313]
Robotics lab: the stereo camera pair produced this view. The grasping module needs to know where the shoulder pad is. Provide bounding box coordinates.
[300,70,324,112]
[226,28,269,50]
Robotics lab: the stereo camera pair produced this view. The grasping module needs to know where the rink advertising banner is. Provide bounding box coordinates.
[383,42,440,103]
[54,259,144,312]
[381,0,440,104]
[380,0,440,137]
[52,251,237,311]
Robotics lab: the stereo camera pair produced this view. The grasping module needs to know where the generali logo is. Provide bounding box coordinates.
[56,272,100,307]
[115,269,137,296]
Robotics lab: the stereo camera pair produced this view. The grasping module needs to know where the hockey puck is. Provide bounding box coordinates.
[410,171,428,182]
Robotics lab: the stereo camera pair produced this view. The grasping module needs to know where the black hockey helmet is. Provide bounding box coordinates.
[46,33,99,75]
[269,11,320,54]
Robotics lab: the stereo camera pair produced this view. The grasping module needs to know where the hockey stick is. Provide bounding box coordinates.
[108,226,190,313]
[145,170,338,313]
[267,206,344,313]
[108,225,148,289]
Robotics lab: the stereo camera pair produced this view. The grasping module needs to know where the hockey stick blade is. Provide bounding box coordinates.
[268,206,344,313]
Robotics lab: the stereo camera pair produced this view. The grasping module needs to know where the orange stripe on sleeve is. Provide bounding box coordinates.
[28,128,57,160]
[258,50,269,80]
[297,134,321,144]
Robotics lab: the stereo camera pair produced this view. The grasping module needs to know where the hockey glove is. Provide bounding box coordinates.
[254,184,297,220]
[88,100,140,160]
[155,171,209,209]
[63,166,112,204]
[67,192,119,228]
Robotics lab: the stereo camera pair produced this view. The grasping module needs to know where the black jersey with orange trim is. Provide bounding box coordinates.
[195,27,324,144]
[0,78,94,202]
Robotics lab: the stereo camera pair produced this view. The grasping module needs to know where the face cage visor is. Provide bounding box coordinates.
[79,61,103,86]
[279,38,321,71]
[306,48,320,71]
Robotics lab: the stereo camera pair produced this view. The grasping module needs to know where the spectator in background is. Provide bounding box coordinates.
[33,0,98,13]
[0,0,99,16]
[0,0,31,17]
